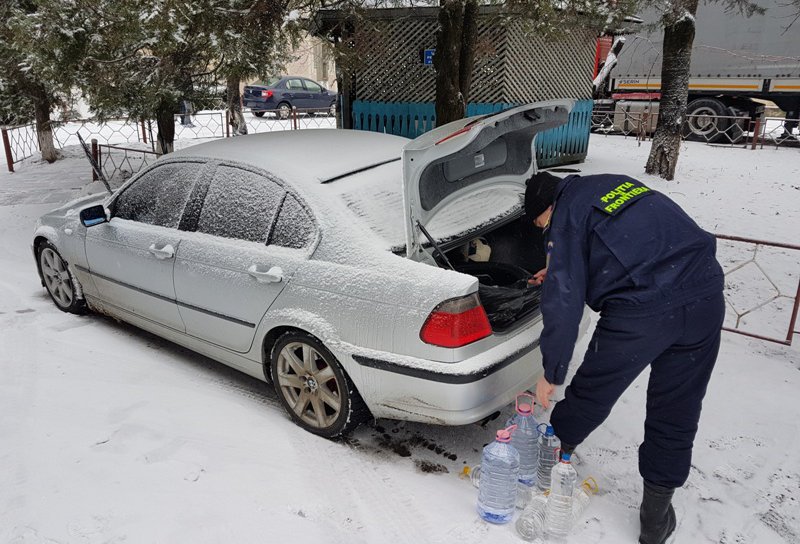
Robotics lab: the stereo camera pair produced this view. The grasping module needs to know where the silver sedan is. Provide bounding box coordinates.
[32,101,587,437]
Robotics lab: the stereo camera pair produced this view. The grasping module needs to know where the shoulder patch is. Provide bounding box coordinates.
[593,180,653,215]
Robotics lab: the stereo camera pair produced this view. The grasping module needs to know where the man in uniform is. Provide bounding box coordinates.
[525,171,725,544]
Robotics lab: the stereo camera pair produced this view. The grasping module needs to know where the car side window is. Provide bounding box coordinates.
[114,162,201,228]
[196,165,284,243]
[286,79,304,90]
[269,194,315,249]
[304,80,322,93]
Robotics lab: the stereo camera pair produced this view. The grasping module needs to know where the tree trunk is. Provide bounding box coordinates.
[458,0,478,104]
[645,1,699,180]
[156,102,175,155]
[435,0,465,126]
[226,76,248,136]
[32,84,57,163]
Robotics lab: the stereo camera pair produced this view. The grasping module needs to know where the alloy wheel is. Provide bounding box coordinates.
[276,342,342,429]
[40,247,74,308]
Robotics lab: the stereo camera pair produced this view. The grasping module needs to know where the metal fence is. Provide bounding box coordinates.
[717,234,800,346]
[2,107,336,173]
[591,110,800,149]
[1,123,39,172]
[94,143,160,185]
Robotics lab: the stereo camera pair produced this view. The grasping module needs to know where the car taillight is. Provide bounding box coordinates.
[261,90,273,98]
[420,293,492,348]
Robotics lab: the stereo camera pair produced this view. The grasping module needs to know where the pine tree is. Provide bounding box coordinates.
[214,1,299,136]
[0,1,80,162]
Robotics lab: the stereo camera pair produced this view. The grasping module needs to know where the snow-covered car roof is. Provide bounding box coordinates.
[171,130,407,187]
[171,130,522,253]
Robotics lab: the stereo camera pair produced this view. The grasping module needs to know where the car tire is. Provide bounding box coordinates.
[38,241,86,314]
[684,98,732,143]
[253,111,265,118]
[277,102,291,120]
[329,102,336,117]
[270,331,371,438]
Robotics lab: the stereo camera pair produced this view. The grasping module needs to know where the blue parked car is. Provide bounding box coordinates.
[243,76,338,119]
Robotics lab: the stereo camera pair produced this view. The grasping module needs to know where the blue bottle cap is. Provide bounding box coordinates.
[546,425,554,436]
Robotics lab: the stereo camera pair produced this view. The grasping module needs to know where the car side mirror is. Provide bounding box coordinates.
[80,204,108,227]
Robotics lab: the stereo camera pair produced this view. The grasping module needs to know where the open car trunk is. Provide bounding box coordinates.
[443,215,548,332]
[401,101,572,331]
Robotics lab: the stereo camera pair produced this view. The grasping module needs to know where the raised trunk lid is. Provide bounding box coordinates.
[402,100,573,259]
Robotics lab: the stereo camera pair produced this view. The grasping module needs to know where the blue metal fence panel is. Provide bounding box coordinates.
[352,99,593,166]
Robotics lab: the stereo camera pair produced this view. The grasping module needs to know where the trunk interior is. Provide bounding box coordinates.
[443,216,547,332]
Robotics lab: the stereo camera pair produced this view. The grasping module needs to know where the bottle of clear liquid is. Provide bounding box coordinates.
[544,451,579,543]
[476,425,520,524]
[516,490,548,542]
[572,477,599,522]
[536,424,561,492]
[510,393,539,487]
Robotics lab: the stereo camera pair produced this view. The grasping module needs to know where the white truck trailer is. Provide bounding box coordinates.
[594,1,800,142]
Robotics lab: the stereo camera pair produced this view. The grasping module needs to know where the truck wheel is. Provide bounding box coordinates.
[685,98,732,143]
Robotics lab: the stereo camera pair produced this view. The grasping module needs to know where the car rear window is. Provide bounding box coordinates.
[257,77,281,87]
[197,166,284,243]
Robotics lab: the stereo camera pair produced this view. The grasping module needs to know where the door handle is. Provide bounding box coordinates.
[148,243,175,260]
[247,265,283,283]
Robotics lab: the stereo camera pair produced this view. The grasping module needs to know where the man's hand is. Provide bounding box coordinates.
[535,375,555,410]
[528,268,547,286]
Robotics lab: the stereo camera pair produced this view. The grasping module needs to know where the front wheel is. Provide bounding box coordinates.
[38,242,86,314]
[270,332,370,438]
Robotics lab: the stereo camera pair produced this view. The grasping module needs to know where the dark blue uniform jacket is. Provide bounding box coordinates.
[540,174,724,385]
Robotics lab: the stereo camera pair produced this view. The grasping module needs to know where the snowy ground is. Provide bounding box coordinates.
[1,136,799,543]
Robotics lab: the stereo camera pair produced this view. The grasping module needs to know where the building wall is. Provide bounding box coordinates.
[346,14,595,104]
[283,36,338,91]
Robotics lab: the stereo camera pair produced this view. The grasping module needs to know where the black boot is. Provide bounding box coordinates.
[639,480,676,544]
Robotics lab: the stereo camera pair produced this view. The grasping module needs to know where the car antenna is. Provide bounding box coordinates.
[416,220,455,271]
[77,132,112,195]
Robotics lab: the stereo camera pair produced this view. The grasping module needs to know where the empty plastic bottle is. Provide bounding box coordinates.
[476,425,520,524]
[515,490,549,541]
[572,477,599,522]
[510,393,540,487]
[536,424,561,492]
[544,451,579,543]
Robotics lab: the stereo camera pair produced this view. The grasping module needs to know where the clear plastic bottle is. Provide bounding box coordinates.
[572,477,599,522]
[510,393,540,487]
[516,490,548,542]
[476,425,520,524]
[535,424,561,492]
[544,452,579,543]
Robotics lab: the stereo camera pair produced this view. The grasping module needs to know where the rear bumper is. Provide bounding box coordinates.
[343,310,590,425]
[244,98,276,110]
[343,333,544,426]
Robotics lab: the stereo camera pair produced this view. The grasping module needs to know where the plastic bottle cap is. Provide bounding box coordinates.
[517,403,532,415]
[545,425,555,436]
[496,429,512,442]
[561,452,572,462]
